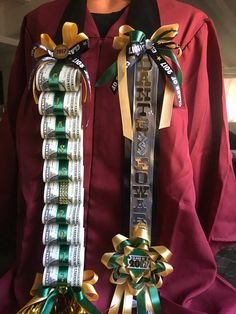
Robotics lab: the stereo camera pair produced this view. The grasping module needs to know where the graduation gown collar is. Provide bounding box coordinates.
[55,0,161,41]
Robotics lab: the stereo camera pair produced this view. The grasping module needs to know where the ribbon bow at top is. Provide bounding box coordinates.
[31,22,90,103]
[96,24,183,140]
[33,22,89,60]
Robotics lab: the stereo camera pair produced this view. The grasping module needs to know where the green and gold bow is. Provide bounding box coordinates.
[17,271,100,314]
[101,223,173,314]
[96,24,182,140]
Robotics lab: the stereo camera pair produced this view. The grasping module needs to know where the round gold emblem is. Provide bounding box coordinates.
[53,44,69,59]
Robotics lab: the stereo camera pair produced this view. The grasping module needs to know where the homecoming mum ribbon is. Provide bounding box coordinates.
[31,22,91,103]
[96,24,183,140]
[101,223,173,314]
[17,271,101,314]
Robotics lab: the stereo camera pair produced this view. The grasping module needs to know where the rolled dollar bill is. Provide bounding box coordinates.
[44,181,84,205]
[38,91,82,116]
[42,224,84,245]
[42,261,85,287]
[43,160,83,182]
[43,244,82,267]
[42,139,82,160]
[42,204,84,225]
[36,62,81,92]
[41,116,82,139]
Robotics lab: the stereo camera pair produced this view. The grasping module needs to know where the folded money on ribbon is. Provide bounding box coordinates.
[31,22,90,103]
[96,24,183,140]
[101,223,173,314]
[17,271,101,314]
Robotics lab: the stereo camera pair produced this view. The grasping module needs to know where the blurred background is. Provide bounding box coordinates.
[0,0,235,286]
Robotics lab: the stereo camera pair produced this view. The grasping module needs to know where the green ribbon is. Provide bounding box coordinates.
[53,92,65,115]
[48,61,64,91]
[57,224,68,244]
[58,160,69,180]
[55,116,66,138]
[57,139,68,159]
[58,266,68,284]
[149,286,162,314]
[96,29,182,104]
[59,245,70,264]
[56,204,68,223]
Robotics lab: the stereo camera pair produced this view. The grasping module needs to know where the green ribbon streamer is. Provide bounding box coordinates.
[55,116,66,138]
[41,288,58,314]
[58,160,69,180]
[57,139,68,159]
[149,287,162,314]
[136,289,146,314]
[59,245,70,264]
[53,92,65,115]
[56,204,68,223]
[49,61,64,91]
[57,224,68,244]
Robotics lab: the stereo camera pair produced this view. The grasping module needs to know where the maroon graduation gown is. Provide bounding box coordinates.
[0,0,236,313]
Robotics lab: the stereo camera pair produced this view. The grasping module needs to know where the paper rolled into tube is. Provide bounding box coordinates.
[38,91,82,116]
[42,204,83,225]
[42,139,82,160]
[36,62,81,92]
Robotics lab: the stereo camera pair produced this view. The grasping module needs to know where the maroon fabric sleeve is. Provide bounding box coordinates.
[0,18,33,313]
[181,18,236,250]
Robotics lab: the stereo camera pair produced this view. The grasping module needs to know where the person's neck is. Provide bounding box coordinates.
[87,0,130,13]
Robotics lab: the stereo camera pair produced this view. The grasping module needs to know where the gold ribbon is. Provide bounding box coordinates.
[112,24,182,140]
[32,22,89,104]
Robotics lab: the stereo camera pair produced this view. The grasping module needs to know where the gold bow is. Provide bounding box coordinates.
[32,22,89,104]
[33,22,88,59]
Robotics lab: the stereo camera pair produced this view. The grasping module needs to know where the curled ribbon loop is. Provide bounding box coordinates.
[96,24,183,140]
[101,222,173,314]
[31,22,91,103]
[17,271,100,314]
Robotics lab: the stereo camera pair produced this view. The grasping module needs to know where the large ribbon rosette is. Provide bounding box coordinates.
[96,24,182,140]
[101,223,173,314]
[31,22,91,103]
[17,271,100,314]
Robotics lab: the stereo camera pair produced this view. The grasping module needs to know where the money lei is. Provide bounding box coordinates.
[17,23,100,314]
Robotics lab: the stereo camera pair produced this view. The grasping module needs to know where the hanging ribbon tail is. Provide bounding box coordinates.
[95,62,117,87]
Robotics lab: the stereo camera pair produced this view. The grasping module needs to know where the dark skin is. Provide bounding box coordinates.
[87,0,130,13]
